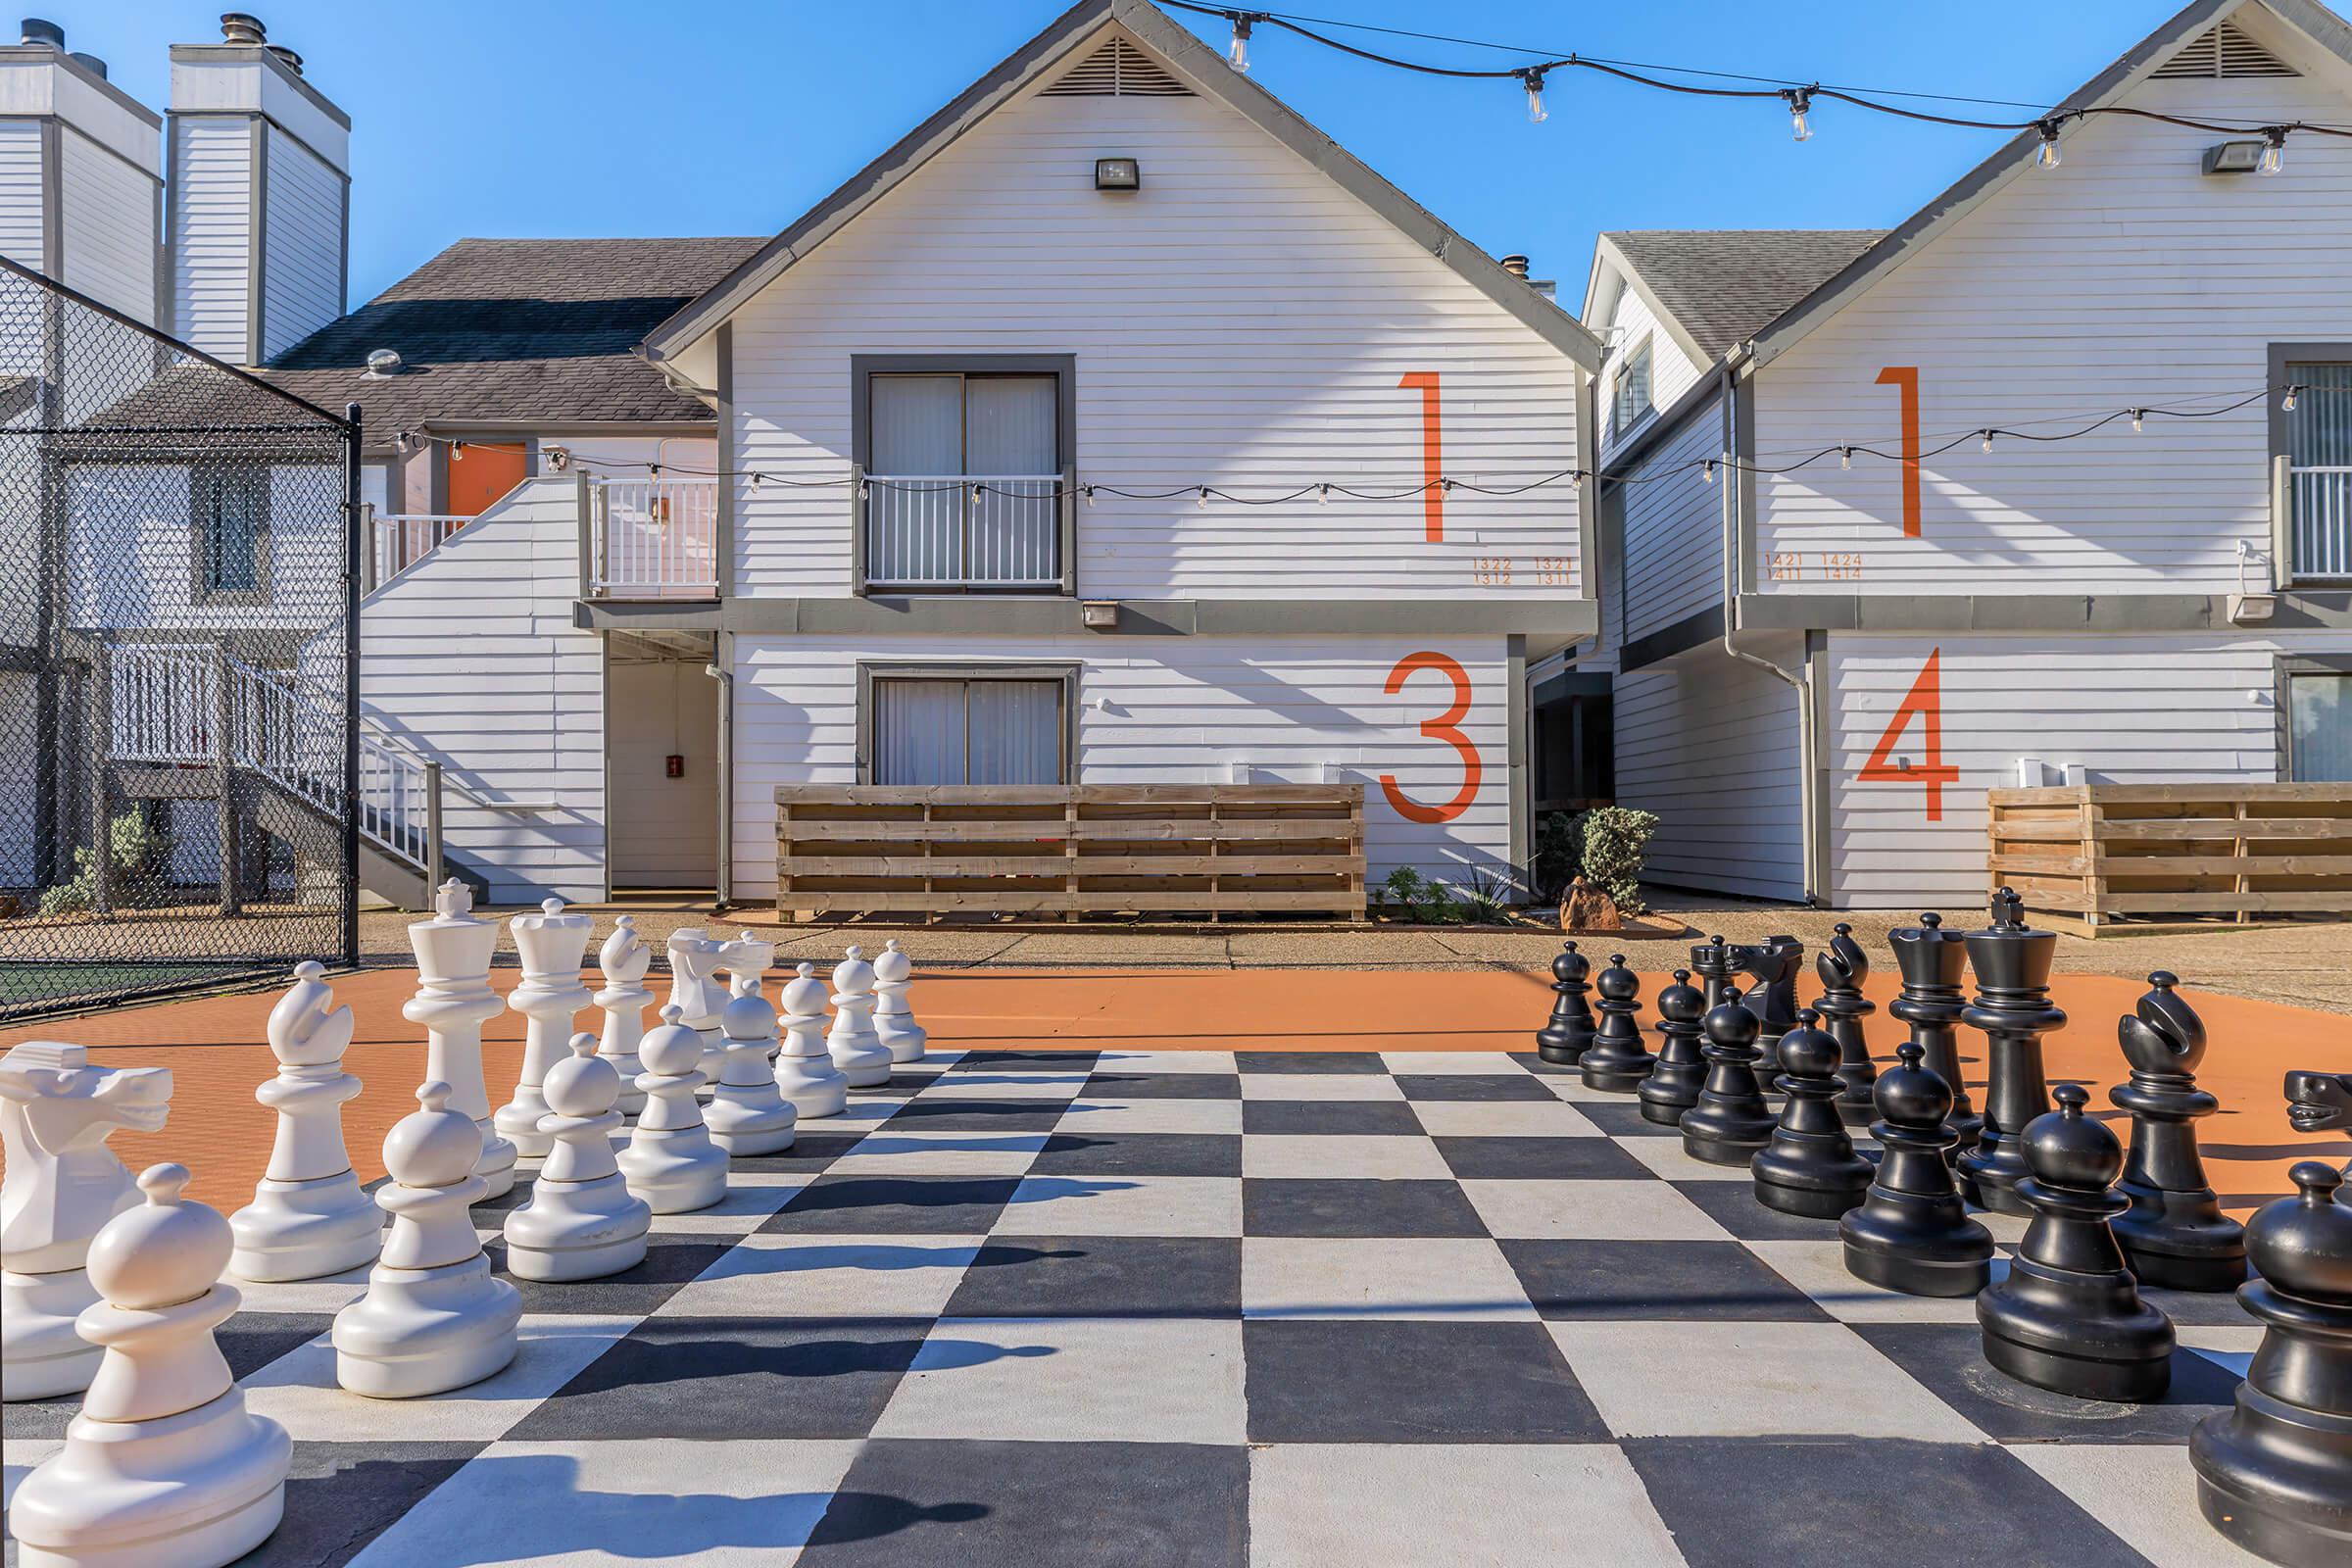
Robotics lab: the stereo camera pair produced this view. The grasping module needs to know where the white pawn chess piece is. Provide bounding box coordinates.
[0,1043,172,1402]
[617,1006,729,1214]
[404,879,516,1199]
[871,939,928,1065]
[774,963,849,1120]
[723,930,781,1063]
[664,927,731,1087]
[228,963,381,1283]
[706,996,799,1156]
[504,1035,652,1280]
[11,1163,292,1568]
[827,946,893,1089]
[594,914,654,1116]
[494,898,595,1160]
[333,1082,520,1398]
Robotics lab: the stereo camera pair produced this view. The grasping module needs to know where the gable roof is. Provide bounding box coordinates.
[1597,229,1887,367]
[640,0,1600,372]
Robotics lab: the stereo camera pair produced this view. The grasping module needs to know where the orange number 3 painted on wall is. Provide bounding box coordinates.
[1380,651,1482,823]
[1857,648,1961,821]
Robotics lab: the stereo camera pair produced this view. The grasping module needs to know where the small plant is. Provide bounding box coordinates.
[38,807,175,916]
[1574,806,1659,916]
[1529,810,1581,904]
[1380,865,1458,924]
[1446,866,1512,923]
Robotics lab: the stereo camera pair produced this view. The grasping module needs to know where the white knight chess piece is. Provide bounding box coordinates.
[706,997,798,1156]
[404,879,516,1199]
[505,1036,652,1281]
[617,1006,728,1213]
[827,946,893,1088]
[494,898,595,1160]
[774,963,849,1119]
[594,914,655,1115]
[229,963,382,1283]
[872,939,927,1064]
[664,928,731,1085]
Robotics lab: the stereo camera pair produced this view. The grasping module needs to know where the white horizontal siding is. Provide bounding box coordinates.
[1612,644,1803,901]
[58,126,156,323]
[1597,282,1702,459]
[66,462,344,632]
[1617,393,1725,646]
[169,116,251,361]
[260,123,340,360]
[0,120,42,271]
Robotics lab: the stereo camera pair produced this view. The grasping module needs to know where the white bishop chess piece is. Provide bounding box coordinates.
[664,927,731,1087]
[404,880,516,1199]
[504,1035,653,1280]
[775,962,850,1119]
[872,939,927,1064]
[494,898,595,1161]
[11,1164,292,1568]
[827,946,893,1088]
[706,996,799,1155]
[724,930,781,1063]
[333,1082,520,1397]
[228,963,381,1283]
[594,914,654,1116]
[0,1042,172,1402]
[617,1006,729,1213]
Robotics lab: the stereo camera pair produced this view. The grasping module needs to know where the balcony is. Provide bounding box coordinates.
[364,513,466,592]
[587,477,720,599]
[858,469,1068,593]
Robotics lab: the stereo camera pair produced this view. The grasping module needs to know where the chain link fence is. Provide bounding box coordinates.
[0,257,359,1020]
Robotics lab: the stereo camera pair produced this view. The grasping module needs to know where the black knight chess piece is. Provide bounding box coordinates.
[1888,912,1981,1154]
[1690,935,1736,1012]
[2110,973,2245,1293]
[2189,1161,2352,1568]
[1638,969,1709,1126]
[1977,1084,2175,1401]
[1841,1042,1994,1298]
[1680,983,1778,1167]
[1579,956,1654,1094]
[1751,1009,1875,1219]
[1536,942,1596,1065]
[1815,923,1879,1126]
[1954,888,2067,1216]
[2282,1070,2352,1200]
[1732,935,1804,1100]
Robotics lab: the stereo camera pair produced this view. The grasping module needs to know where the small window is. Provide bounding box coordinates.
[870,673,1067,785]
[2285,669,2351,781]
[2284,362,2352,580]
[194,465,269,602]
[1611,339,1653,437]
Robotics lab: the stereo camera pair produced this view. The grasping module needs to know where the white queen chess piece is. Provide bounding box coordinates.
[404,880,516,1199]
[333,1083,521,1398]
[827,946,893,1088]
[872,939,927,1064]
[774,963,849,1119]
[10,1164,292,1568]
[594,914,654,1116]
[706,996,798,1155]
[504,1036,652,1280]
[494,898,595,1160]
[0,1043,172,1402]
[616,1006,728,1213]
[724,930,781,1062]
[664,927,731,1086]
[228,963,381,1283]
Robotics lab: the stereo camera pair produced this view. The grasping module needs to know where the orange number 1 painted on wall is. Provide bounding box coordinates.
[1857,648,1961,821]
[1875,366,1922,538]
[1398,371,1444,543]
[1380,651,1482,823]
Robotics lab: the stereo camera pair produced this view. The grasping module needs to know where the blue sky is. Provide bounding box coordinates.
[64,1,2195,309]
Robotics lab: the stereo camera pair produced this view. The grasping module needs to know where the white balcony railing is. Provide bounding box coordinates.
[108,643,217,762]
[2288,467,2352,580]
[368,514,467,591]
[863,472,1062,590]
[590,477,719,598]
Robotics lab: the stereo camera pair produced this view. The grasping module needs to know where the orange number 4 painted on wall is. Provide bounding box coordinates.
[1857,648,1961,821]
[1398,371,1444,544]
[1875,366,1922,538]
[1380,651,1482,824]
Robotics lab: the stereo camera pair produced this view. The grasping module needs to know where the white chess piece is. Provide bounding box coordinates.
[723,931,781,1063]
[228,963,381,1283]
[11,1164,293,1568]
[774,963,849,1120]
[664,927,731,1087]
[504,1036,652,1280]
[706,996,798,1156]
[872,939,928,1064]
[333,1083,520,1398]
[494,898,594,1160]
[404,880,516,1199]
[827,946,892,1088]
[0,1043,172,1402]
[617,1006,729,1213]
[594,914,654,1116]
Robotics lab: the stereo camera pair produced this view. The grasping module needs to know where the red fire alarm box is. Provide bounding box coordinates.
[665,755,684,778]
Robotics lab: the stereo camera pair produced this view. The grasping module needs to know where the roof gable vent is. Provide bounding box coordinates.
[1041,35,1193,97]
[2152,21,2298,78]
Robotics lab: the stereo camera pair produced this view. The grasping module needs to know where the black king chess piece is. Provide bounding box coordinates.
[1751,1009,1874,1218]
[1680,983,1778,1167]
[1536,942,1596,1065]
[1887,912,1982,1154]
[1954,888,2067,1216]
[2189,1161,2352,1568]
[2110,972,2245,1293]
[1580,956,1654,1094]
[1841,1042,1994,1298]
[1638,969,1709,1126]
[1732,935,1804,1099]
[1689,935,1736,1012]
[2282,1070,2352,1200]
[1977,1083,2175,1401]
[1814,923,1879,1127]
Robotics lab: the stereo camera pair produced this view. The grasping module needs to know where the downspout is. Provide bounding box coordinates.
[705,631,734,914]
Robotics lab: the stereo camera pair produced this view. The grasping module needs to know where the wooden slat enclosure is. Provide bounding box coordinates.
[775,784,1366,920]
[1987,783,2352,935]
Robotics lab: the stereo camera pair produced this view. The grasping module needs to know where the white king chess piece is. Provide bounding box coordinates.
[594,914,654,1116]
[403,879,516,1199]
[723,930,781,1063]
[827,946,893,1088]
[774,963,849,1120]
[617,1006,729,1213]
[664,927,731,1086]
[0,1043,172,1402]
[706,996,798,1156]
[494,898,595,1161]
[871,939,928,1064]
[504,1036,652,1280]
[228,963,381,1283]
[11,1164,293,1568]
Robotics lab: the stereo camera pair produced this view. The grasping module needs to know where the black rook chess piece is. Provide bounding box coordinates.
[1841,1042,1994,1297]
[1689,935,1736,1012]
[1954,888,2067,1216]
[1536,942,1596,1065]
[2110,972,2245,1293]
[1751,1009,1875,1219]
[2189,1161,2352,1568]
[1638,969,1709,1126]
[1977,1083,2175,1401]
[1580,956,1654,1093]
[1732,935,1804,1101]
[1814,923,1879,1126]
[1887,912,1981,1154]
[1680,983,1778,1167]
[2282,1070,2352,1199]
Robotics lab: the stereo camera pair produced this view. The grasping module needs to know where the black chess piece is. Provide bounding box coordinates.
[2110,972,2245,1293]
[2282,1070,2352,1200]
[1680,983,1778,1167]
[1732,935,1803,1100]
[1887,912,1982,1154]
[1977,1083,2175,1401]
[1536,942,1596,1065]
[1954,888,2067,1216]
[1841,1042,1994,1298]
[1814,923,1879,1126]
[1580,956,1654,1093]
[1751,1008,1875,1219]
[1689,935,1736,1012]
[2189,1161,2352,1568]
[1638,969,1708,1126]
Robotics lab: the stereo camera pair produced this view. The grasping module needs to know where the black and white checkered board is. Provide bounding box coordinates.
[3,1048,2274,1568]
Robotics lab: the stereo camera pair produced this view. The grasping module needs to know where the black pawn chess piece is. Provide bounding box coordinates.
[1579,956,1654,1094]
[1955,888,2067,1216]
[1733,935,1804,1100]
[1977,1083,2175,1401]
[1751,1009,1875,1219]
[2282,1070,2352,1200]
[1841,1042,1994,1298]
[1887,912,1982,1155]
[2110,972,2245,1293]
[2189,1161,2352,1568]
[1638,969,1709,1126]
[1680,983,1778,1167]
[1689,935,1736,1012]
[1814,923,1879,1126]
[1536,942,1596,1065]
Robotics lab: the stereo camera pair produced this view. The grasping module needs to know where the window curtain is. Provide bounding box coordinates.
[872,676,1061,785]
[965,376,1057,582]
[2288,672,2351,782]
[873,678,965,785]
[869,376,962,474]
[966,679,1061,784]
[2288,363,2352,579]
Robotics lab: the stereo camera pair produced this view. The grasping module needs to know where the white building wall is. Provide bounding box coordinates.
[57,130,155,321]
[169,116,250,360]
[1617,394,1725,646]
[1597,281,1702,459]
[1613,643,1804,901]
[259,122,341,359]
[65,463,343,633]
[0,120,41,269]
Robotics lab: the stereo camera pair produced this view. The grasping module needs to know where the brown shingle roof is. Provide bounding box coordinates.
[1605,229,1888,364]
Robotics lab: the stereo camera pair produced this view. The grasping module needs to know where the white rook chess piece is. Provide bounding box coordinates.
[494,898,595,1161]
[594,914,654,1116]
[333,1083,520,1398]
[827,946,892,1088]
[774,963,849,1120]
[617,1006,728,1214]
[665,927,731,1087]
[872,939,927,1065]
[707,996,799,1156]
[0,1043,172,1402]
[11,1164,291,1568]
[228,963,380,1283]
[724,930,781,1062]
[505,1035,652,1280]
[404,880,516,1200]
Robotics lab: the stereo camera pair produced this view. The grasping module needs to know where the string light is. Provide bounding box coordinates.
[2260,126,2287,175]
[1520,67,1547,123]
[1226,11,1253,72]
[1839,446,1851,469]
[2283,385,2300,412]
[450,440,466,462]
[1082,483,1096,506]
[1702,459,1716,484]
[1198,485,1211,508]
[2131,411,2143,433]
[1981,430,1995,454]
[2034,120,2062,170]
[1317,482,1331,505]
[1783,86,1814,143]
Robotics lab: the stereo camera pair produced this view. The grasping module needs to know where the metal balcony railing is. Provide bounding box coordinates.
[860,471,1065,591]
[588,477,720,598]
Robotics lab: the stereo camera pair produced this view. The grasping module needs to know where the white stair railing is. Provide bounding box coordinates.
[368,513,468,590]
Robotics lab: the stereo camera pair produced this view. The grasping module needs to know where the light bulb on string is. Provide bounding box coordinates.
[1839,447,1851,469]
[1083,484,1095,507]
[1227,13,1252,73]
[2259,128,2286,176]
[1520,68,1547,124]
[1198,486,1210,509]
[2283,385,2299,413]
[2034,120,2062,171]
[1784,87,1814,143]
[1316,483,1330,506]
[1702,460,1716,485]
[1981,430,1995,454]
[451,441,466,462]
[2131,411,2143,433]
[970,481,985,507]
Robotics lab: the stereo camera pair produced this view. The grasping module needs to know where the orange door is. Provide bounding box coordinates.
[445,442,527,517]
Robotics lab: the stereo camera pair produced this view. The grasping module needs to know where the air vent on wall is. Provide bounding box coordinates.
[1041,35,1193,97]
[2151,21,2298,78]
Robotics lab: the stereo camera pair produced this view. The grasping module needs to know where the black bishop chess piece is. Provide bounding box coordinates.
[1977,1083,2176,1401]
[1814,923,1879,1126]
[2189,1161,2352,1568]
[1536,942,1596,1065]
[1955,888,2067,1216]
[2110,972,2245,1293]
[1579,956,1654,1094]
[2282,1070,2352,1200]
[1887,912,1982,1155]
[1841,1042,1994,1298]
[1638,969,1709,1126]
[1689,935,1736,1012]
[1732,935,1804,1100]
[1680,983,1778,1167]
[1751,1009,1875,1219]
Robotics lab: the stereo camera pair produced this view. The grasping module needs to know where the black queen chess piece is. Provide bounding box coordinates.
[2189,1161,2352,1568]
[1680,983,1778,1167]
[1814,923,1880,1126]
[1977,1083,2175,1401]
[1638,969,1709,1126]
[1579,956,1654,1093]
[1732,935,1804,1100]
[1955,888,2066,1216]
[1841,1042,1994,1298]
[2110,972,2245,1293]
[1751,1008,1875,1219]
[1887,912,1982,1154]
[1536,942,1596,1065]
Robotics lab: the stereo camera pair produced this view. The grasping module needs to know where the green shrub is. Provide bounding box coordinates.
[1447,866,1511,923]
[1574,806,1658,916]
[38,808,175,917]
[1529,810,1581,903]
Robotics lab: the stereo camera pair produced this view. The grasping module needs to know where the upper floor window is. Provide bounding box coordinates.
[2283,360,2351,582]
[1610,338,1653,440]
[858,361,1071,593]
[193,465,269,604]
